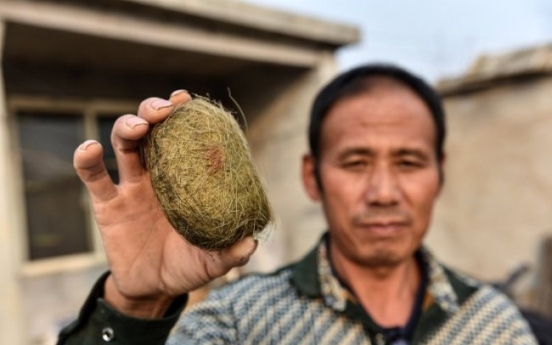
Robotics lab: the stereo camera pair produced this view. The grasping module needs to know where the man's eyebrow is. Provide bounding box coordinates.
[338,148,375,159]
[393,148,430,159]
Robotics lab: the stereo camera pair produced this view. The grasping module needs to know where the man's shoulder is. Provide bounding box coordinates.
[179,262,308,331]
[425,265,537,345]
[463,283,521,314]
[206,263,299,303]
[430,283,536,344]
[439,264,518,309]
[439,263,523,313]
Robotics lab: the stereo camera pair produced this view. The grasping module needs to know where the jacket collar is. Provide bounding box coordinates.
[290,233,479,315]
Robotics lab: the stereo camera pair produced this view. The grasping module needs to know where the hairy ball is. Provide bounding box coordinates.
[143,97,272,251]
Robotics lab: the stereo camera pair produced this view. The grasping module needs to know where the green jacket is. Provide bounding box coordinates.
[58,238,537,345]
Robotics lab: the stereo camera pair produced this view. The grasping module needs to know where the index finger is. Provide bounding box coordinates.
[137,90,191,124]
[169,89,192,105]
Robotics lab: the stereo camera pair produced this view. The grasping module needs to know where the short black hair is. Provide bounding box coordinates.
[308,63,446,186]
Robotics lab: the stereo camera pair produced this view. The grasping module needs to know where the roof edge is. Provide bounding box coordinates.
[120,0,361,47]
[438,44,552,96]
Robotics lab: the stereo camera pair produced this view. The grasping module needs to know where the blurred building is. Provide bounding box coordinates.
[0,0,359,343]
[428,45,552,314]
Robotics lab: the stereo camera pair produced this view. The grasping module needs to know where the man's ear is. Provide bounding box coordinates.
[302,153,321,201]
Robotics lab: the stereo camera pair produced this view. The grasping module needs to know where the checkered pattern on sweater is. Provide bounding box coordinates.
[168,242,537,345]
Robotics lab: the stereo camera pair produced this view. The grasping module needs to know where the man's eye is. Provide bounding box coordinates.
[343,160,367,170]
[398,160,422,169]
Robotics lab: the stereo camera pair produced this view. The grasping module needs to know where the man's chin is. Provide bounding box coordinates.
[354,248,407,268]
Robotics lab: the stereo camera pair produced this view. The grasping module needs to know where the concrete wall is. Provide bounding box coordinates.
[246,53,336,272]
[426,77,552,287]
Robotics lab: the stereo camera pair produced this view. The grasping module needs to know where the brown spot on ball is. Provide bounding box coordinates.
[206,147,224,174]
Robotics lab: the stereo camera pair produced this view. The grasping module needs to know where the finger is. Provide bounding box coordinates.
[218,236,258,269]
[74,140,117,202]
[137,97,175,124]
[111,115,150,183]
[169,89,192,106]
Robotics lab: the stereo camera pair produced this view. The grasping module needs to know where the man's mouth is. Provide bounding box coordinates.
[353,214,411,236]
[352,208,413,236]
[357,220,407,228]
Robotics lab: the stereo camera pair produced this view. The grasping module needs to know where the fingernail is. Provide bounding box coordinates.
[150,99,173,111]
[78,140,101,151]
[170,89,188,98]
[125,117,148,129]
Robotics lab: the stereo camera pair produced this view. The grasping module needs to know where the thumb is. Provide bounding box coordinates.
[218,236,258,270]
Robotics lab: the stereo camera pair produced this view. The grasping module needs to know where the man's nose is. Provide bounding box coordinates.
[365,163,400,206]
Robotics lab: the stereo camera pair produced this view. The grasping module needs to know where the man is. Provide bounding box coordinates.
[58,64,537,344]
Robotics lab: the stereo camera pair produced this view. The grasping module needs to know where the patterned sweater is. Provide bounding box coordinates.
[58,238,537,345]
[169,240,536,345]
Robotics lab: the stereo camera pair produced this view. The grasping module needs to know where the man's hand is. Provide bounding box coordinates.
[73,90,257,318]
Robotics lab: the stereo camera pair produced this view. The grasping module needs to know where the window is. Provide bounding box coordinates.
[17,111,90,260]
[11,98,134,264]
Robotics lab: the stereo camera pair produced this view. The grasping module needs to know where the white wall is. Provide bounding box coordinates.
[247,53,337,272]
[427,78,552,290]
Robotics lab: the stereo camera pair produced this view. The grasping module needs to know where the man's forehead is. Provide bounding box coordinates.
[327,87,434,130]
[333,133,435,154]
[321,88,437,152]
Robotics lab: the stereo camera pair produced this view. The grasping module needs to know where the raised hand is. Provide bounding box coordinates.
[73,90,257,318]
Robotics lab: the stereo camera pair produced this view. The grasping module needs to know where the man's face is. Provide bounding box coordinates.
[302,85,442,268]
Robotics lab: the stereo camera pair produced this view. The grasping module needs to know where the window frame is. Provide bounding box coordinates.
[8,95,137,277]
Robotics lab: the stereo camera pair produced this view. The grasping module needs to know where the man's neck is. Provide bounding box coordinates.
[329,245,422,328]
